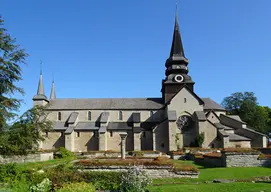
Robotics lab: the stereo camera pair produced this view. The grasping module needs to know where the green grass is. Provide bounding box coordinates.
[154,160,271,184]
[16,157,75,170]
[148,182,271,192]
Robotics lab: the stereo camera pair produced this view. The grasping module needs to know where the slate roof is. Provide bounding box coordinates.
[74,122,99,130]
[214,123,234,130]
[194,111,206,121]
[47,97,224,112]
[48,98,164,110]
[107,122,133,130]
[201,98,226,111]
[53,122,66,130]
[227,115,245,123]
[228,133,251,141]
[67,112,79,124]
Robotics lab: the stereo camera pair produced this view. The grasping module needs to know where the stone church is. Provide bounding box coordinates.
[33,10,267,153]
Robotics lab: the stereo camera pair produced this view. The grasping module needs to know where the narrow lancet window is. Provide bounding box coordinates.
[88,111,91,121]
[119,111,123,120]
[58,112,62,121]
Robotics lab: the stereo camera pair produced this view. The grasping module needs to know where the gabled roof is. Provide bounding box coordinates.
[206,110,220,120]
[194,111,206,121]
[201,98,226,111]
[166,84,204,105]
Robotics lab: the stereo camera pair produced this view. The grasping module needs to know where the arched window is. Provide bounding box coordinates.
[184,98,187,103]
[88,111,91,121]
[119,111,123,120]
[58,112,62,121]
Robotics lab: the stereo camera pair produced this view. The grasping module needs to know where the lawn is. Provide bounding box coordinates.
[148,182,271,192]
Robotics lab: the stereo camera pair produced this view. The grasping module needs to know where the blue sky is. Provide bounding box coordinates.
[1,0,271,114]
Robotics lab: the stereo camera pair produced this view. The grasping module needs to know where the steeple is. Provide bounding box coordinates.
[169,3,186,59]
[33,68,48,105]
[161,3,195,103]
[37,72,45,95]
[50,80,56,100]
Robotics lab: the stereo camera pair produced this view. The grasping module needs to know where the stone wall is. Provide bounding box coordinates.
[0,152,54,164]
[222,152,271,167]
[79,165,198,179]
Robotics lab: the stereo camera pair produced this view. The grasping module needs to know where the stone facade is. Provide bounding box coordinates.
[0,153,54,164]
[33,9,267,153]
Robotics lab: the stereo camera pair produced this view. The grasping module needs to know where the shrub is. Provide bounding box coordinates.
[55,147,75,159]
[56,182,95,192]
[120,166,152,192]
[29,178,52,192]
[0,163,24,183]
[195,132,205,147]
[82,171,122,190]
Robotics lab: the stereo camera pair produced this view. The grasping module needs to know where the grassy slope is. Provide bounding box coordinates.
[148,183,271,192]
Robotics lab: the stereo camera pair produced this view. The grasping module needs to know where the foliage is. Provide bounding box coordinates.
[55,147,75,159]
[175,134,180,150]
[120,166,152,192]
[221,92,257,113]
[195,132,205,147]
[56,182,95,192]
[82,171,122,190]
[221,91,271,133]
[30,178,52,192]
[76,158,172,167]
[0,16,28,131]
[0,163,25,183]
[0,105,53,155]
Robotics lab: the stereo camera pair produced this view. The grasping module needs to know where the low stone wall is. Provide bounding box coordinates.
[78,165,198,178]
[171,154,186,160]
[197,152,271,168]
[0,152,54,164]
[202,156,223,167]
[223,152,271,167]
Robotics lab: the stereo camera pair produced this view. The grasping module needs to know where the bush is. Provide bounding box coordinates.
[56,182,95,192]
[55,147,75,159]
[0,163,24,183]
[120,166,152,192]
[30,178,52,192]
[82,171,122,190]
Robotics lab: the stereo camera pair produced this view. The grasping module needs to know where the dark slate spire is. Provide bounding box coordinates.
[37,72,45,95]
[33,66,48,102]
[50,80,56,100]
[170,4,185,58]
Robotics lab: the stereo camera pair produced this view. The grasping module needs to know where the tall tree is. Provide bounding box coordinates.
[222,92,270,134]
[0,16,28,130]
[221,92,257,115]
[0,105,53,155]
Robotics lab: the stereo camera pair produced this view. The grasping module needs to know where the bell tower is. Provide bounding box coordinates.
[161,5,195,103]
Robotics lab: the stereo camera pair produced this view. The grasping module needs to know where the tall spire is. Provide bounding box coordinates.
[33,62,48,102]
[50,79,56,100]
[37,72,45,95]
[169,2,186,58]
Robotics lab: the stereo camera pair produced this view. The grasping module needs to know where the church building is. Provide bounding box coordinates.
[33,9,268,153]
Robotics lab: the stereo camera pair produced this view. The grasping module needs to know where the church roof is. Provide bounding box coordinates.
[47,97,224,111]
[47,98,164,110]
[228,133,251,141]
[201,98,226,111]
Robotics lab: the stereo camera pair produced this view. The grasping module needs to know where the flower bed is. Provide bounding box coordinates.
[203,152,222,158]
[222,148,258,153]
[74,156,198,175]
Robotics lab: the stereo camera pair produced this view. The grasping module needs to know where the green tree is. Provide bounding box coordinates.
[0,105,53,155]
[222,92,270,134]
[221,92,257,115]
[0,16,28,131]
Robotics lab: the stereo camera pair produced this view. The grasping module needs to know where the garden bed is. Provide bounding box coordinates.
[74,157,199,178]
